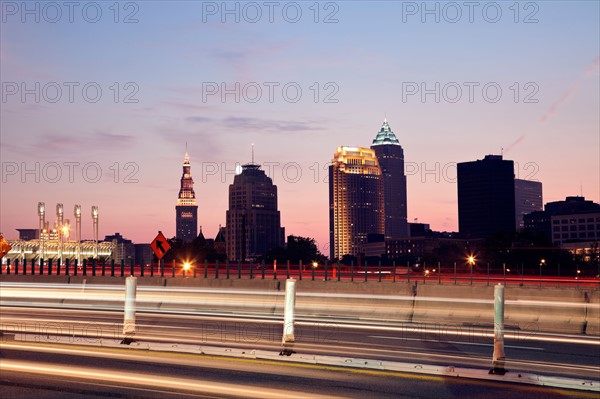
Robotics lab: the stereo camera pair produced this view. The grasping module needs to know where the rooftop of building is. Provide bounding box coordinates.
[371,118,401,146]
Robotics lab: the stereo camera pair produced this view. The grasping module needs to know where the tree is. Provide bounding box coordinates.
[265,235,327,264]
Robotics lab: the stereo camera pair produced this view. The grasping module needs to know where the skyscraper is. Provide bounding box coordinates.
[514,178,543,230]
[329,146,384,260]
[457,155,516,238]
[371,119,409,238]
[226,161,284,261]
[175,151,198,242]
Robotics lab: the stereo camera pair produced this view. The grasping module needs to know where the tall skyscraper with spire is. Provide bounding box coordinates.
[175,151,198,242]
[329,146,384,260]
[225,148,284,261]
[371,119,409,238]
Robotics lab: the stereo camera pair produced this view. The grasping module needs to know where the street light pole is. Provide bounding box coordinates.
[468,256,475,286]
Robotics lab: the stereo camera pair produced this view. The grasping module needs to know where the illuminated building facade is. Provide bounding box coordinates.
[371,119,409,238]
[226,162,284,261]
[175,151,198,242]
[5,240,113,263]
[329,146,384,260]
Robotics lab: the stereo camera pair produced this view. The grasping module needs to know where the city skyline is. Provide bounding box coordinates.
[1,2,598,252]
[1,118,597,248]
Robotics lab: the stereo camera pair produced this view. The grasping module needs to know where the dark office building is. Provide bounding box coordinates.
[408,223,431,237]
[175,151,198,243]
[226,162,284,261]
[134,244,153,268]
[524,196,600,246]
[371,119,409,238]
[329,146,384,260]
[514,179,543,230]
[104,232,135,262]
[457,155,516,238]
[16,228,39,241]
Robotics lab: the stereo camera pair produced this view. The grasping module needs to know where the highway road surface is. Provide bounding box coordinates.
[1,340,596,399]
[1,306,598,381]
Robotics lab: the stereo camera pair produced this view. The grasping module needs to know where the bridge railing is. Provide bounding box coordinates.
[1,258,598,287]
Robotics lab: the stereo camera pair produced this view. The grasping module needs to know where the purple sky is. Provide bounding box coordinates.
[1,1,599,253]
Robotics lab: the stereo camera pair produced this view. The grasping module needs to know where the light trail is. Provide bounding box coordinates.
[0,358,341,399]
[2,307,598,346]
[370,335,545,350]
[1,282,595,310]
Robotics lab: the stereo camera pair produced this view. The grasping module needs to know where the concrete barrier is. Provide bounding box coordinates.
[411,284,591,335]
[583,287,600,335]
[1,276,598,336]
[504,287,588,335]
[294,281,415,321]
[412,284,494,327]
[165,277,279,291]
[0,275,70,284]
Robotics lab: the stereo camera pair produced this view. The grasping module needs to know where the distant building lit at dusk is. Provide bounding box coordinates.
[524,196,600,251]
[226,159,284,261]
[371,119,409,238]
[175,151,198,243]
[329,146,384,260]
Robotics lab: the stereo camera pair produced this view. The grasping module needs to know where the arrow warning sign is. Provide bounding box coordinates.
[0,235,11,259]
[151,231,171,260]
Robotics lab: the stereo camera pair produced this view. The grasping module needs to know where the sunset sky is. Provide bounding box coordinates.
[1,1,599,254]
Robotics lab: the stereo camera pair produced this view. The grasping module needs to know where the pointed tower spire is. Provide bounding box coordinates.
[370,117,409,239]
[372,118,400,146]
[242,142,260,170]
[176,147,198,243]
